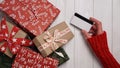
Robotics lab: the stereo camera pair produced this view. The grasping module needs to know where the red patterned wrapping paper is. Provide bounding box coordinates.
[0,0,60,36]
[12,47,58,68]
[0,18,33,57]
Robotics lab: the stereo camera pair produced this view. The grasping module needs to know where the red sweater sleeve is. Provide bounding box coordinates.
[87,31,120,68]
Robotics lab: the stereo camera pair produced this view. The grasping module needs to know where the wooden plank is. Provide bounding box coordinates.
[93,0,113,68]
[74,0,94,68]
[113,0,120,63]
[55,0,75,68]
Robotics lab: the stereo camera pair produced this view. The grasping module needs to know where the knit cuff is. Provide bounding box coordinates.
[87,31,120,68]
[87,31,109,53]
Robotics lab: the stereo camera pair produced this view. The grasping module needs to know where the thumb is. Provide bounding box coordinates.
[81,30,91,39]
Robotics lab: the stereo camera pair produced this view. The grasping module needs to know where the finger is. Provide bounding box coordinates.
[90,17,103,35]
[89,25,96,32]
[81,30,91,39]
[89,29,95,35]
[90,17,101,24]
[89,25,96,33]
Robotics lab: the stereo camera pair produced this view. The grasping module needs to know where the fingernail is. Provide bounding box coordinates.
[89,17,93,19]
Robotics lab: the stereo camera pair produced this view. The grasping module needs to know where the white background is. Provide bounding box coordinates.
[49,0,120,68]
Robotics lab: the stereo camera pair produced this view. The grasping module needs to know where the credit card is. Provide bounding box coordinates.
[70,13,93,31]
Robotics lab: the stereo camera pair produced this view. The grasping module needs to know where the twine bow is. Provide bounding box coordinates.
[43,29,68,58]
[0,18,33,54]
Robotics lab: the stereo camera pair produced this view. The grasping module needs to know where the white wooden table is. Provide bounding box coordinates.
[49,0,120,68]
[0,0,119,68]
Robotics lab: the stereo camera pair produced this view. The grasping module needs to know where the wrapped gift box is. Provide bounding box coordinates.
[0,17,32,58]
[0,0,60,36]
[12,47,58,68]
[29,45,70,66]
[49,47,69,66]
[33,21,74,57]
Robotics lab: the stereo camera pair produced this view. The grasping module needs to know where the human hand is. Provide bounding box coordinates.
[81,17,104,39]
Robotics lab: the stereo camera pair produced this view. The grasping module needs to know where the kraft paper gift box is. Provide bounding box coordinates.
[0,0,60,36]
[33,21,74,57]
[12,47,58,68]
[49,47,70,66]
[0,18,32,58]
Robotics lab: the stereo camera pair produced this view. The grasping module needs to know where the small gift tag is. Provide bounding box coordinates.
[70,13,93,32]
[55,51,65,58]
